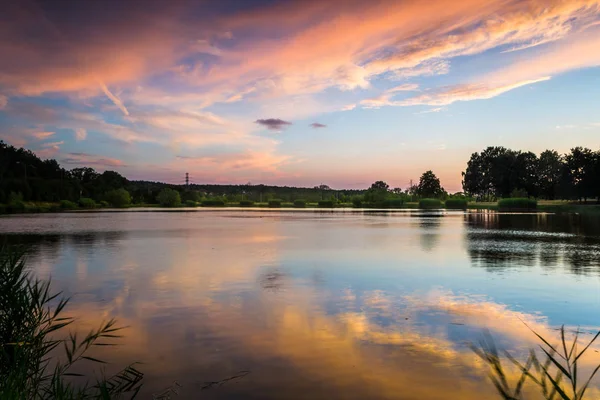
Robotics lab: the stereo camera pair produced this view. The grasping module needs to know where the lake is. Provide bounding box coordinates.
[1,209,600,399]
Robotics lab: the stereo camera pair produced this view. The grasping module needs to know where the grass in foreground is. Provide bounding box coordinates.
[0,246,143,399]
[472,325,600,399]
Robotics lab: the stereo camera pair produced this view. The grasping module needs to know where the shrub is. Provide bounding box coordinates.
[201,199,225,207]
[318,200,335,208]
[293,199,306,208]
[419,198,442,209]
[377,199,404,208]
[239,200,255,207]
[497,198,537,210]
[157,188,181,207]
[59,200,77,209]
[445,198,468,209]
[185,200,198,207]
[104,189,131,207]
[78,197,96,209]
[268,199,282,208]
[6,192,25,213]
[99,200,109,207]
[352,198,363,208]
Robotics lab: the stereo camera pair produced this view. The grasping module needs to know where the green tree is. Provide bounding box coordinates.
[537,150,563,199]
[104,188,131,207]
[157,188,181,207]
[417,170,444,198]
[564,147,595,201]
[364,181,389,203]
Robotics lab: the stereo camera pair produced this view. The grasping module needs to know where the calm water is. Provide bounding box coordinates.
[1,210,600,399]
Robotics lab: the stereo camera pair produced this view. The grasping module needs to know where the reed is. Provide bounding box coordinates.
[0,246,143,398]
[471,325,600,400]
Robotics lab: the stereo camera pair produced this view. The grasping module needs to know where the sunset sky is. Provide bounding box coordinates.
[1,0,600,191]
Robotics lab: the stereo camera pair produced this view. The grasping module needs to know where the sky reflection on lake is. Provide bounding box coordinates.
[1,210,599,399]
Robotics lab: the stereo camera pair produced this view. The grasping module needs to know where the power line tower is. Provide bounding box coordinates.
[185,172,189,189]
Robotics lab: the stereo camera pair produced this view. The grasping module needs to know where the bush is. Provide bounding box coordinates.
[99,200,109,207]
[497,198,537,210]
[6,192,25,212]
[352,198,363,208]
[293,199,306,208]
[78,197,96,209]
[185,200,198,207]
[239,200,254,207]
[419,198,442,209]
[104,189,131,207]
[59,200,77,209]
[157,188,181,207]
[377,199,404,208]
[445,198,468,209]
[318,200,335,208]
[201,199,225,207]
[268,199,282,208]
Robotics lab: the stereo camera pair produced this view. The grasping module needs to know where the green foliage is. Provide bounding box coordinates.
[352,197,363,208]
[99,200,109,207]
[318,200,335,208]
[78,197,96,209]
[59,200,77,210]
[419,198,442,209]
[0,246,143,398]
[510,188,529,198]
[239,200,255,207]
[377,198,405,208]
[293,199,306,208]
[268,199,282,208]
[364,181,390,203]
[6,192,25,212]
[201,199,225,207]
[185,200,198,207]
[471,325,600,400]
[498,198,537,210]
[445,198,468,209]
[156,188,181,207]
[104,189,131,208]
[417,170,444,198]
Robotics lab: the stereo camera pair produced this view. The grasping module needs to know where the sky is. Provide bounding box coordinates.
[1,0,600,191]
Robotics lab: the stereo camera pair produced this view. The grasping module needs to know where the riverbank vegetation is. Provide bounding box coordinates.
[2,141,599,214]
[472,326,600,400]
[0,246,143,398]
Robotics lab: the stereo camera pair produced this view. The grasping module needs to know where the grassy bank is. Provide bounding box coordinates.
[2,200,600,215]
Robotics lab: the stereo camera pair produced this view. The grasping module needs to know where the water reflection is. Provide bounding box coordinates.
[1,211,600,398]
[418,213,442,252]
[465,212,600,274]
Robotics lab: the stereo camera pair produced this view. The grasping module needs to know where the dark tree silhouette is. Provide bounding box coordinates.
[417,171,444,198]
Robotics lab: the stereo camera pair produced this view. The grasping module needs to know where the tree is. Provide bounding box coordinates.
[104,188,131,207]
[417,170,444,198]
[564,147,595,201]
[364,181,389,203]
[537,150,562,199]
[157,188,181,207]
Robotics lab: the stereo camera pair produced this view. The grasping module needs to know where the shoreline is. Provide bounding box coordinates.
[1,202,600,215]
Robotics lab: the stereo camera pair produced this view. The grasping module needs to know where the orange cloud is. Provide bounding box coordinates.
[61,152,125,168]
[398,77,551,107]
[33,131,55,139]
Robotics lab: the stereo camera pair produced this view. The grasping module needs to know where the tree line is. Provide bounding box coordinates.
[2,140,598,209]
[462,146,600,201]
